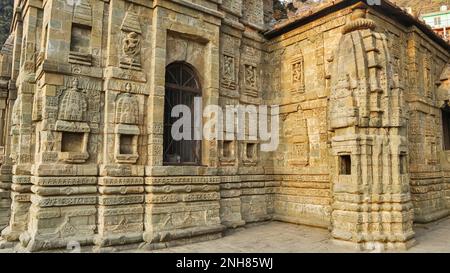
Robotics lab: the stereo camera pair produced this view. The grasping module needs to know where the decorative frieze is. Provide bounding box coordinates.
[31,195,97,207]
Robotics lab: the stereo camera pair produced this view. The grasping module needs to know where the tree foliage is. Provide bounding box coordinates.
[272,0,450,21]
[0,0,13,46]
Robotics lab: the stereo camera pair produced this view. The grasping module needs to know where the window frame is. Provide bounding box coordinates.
[163,62,203,166]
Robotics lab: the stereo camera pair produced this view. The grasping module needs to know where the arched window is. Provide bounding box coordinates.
[163,62,202,165]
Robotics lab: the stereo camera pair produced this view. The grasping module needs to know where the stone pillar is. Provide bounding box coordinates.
[0,83,15,246]
[329,3,415,251]
[94,0,148,251]
[95,86,146,251]
[1,1,44,248]
[19,77,100,252]
[1,84,34,246]
[17,0,107,252]
[217,2,245,229]
[0,35,13,232]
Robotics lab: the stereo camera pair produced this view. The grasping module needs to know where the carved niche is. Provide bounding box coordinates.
[114,83,140,164]
[219,140,236,166]
[290,52,305,94]
[55,78,90,163]
[242,141,259,166]
[286,112,309,166]
[241,45,261,98]
[243,64,258,97]
[222,54,237,90]
[69,0,93,66]
[221,35,239,98]
[120,6,142,70]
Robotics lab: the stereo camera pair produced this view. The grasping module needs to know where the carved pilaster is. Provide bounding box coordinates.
[329,2,415,251]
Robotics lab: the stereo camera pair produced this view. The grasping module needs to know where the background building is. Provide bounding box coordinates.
[422,5,450,41]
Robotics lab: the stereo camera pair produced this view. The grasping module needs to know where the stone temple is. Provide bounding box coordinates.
[0,0,449,252]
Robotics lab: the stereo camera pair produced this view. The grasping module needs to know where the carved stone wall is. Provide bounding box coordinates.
[328,4,415,250]
[266,5,346,230]
[407,35,450,223]
[0,35,12,231]
[0,0,448,252]
[267,1,449,251]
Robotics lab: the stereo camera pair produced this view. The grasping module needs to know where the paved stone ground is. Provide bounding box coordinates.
[407,217,450,253]
[1,217,450,253]
[147,222,356,253]
[148,217,450,253]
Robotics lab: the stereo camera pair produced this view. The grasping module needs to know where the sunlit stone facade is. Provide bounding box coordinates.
[0,0,449,252]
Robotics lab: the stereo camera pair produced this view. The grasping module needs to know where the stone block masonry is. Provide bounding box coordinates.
[0,0,448,252]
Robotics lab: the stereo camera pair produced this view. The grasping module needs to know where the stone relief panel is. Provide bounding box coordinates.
[290,53,305,94]
[385,31,407,127]
[58,79,88,122]
[222,55,237,90]
[120,6,142,70]
[115,88,139,125]
[144,176,222,245]
[244,64,258,95]
[283,111,309,167]
[55,78,90,163]
[220,34,240,97]
[114,84,140,164]
[36,77,102,165]
[240,45,262,101]
[219,140,236,166]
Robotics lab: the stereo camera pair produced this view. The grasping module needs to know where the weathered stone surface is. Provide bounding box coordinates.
[0,0,448,252]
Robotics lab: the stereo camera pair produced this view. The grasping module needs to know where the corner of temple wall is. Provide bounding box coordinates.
[328,2,415,251]
[0,34,14,241]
